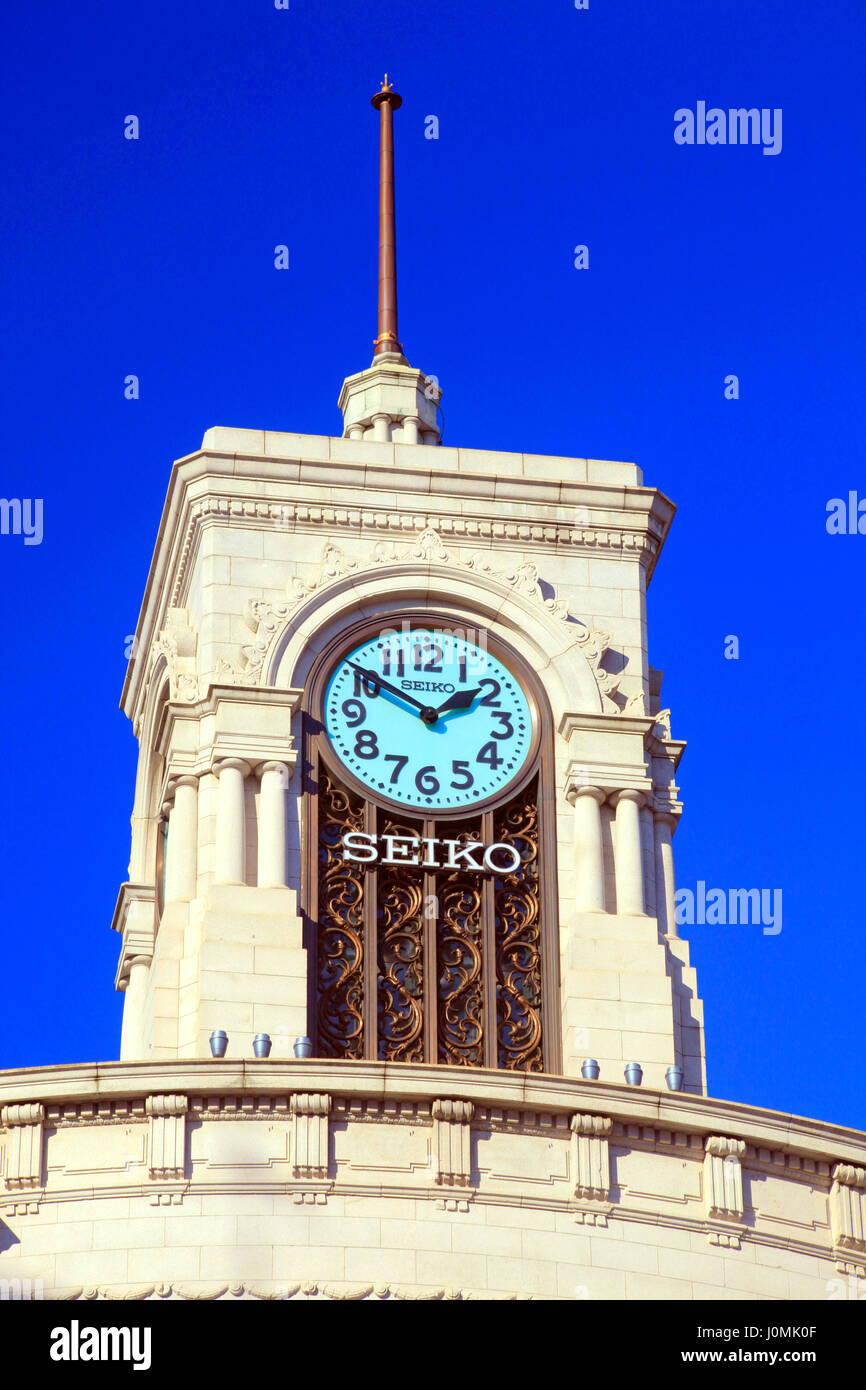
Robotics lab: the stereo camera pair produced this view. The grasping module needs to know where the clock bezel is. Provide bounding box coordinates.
[308,613,547,819]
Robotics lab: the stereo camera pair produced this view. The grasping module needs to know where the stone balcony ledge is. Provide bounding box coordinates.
[1,1060,863,1168]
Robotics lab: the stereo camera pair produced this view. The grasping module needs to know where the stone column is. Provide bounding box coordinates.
[164,775,198,902]
[570,786,607,912]
[371,412,390,442]
[421,429,438,446]
[214,759,250,885]
[347,424,364,440]
[612,789,646,916]
[119,955,151,1060]
[654,813,678,938]
[403,415,420,444]
[258,761,290,888]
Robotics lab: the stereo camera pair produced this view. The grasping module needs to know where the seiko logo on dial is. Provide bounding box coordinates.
[398,680,455,693]
[341,831,521,875]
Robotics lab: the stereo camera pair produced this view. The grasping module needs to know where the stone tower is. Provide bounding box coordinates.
[114,75,705,1095]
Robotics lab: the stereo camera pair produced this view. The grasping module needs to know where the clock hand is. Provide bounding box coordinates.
[434,687,481,716]
[346,660,438,724]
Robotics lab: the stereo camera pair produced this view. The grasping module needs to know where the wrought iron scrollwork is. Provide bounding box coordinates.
[437,821,484,1066]
[314,771,546,1070]
[317,773,366,1058]
[494,783,544,1071]
[377,814,425,1061]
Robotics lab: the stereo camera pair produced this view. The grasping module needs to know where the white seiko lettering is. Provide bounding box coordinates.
[381,835,420,865]
[419,836,440,867]
[482,843,522,874]
[341,832,378,862]
[440,838,485,871]
[338,833,521,875]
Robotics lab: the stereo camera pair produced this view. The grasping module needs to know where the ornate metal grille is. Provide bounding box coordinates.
[317,774,366,1058]
[494,794,543,1071]
[377,812,425,1062]
[437,818,485,1067]
[314,771,546,1070]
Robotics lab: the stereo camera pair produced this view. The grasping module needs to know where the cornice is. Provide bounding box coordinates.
[121,435,675,722]
[1,1060,863,1167]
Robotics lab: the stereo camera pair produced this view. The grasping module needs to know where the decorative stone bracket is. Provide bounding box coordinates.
[431,1099,474,1187]
[148,608,199,704]
[570,1113,612,1208]
[291,1094,331,1180]
[146,1095,188,1181]
[1,1104,44,1201]
[830,1163,866,1255]
[704,1135,746,1245]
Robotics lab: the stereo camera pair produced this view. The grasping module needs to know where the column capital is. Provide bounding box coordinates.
[111,883,156,992]
[257,760,290,779]
[610,788,646,809]
[169,774,200,792]
[213,758,251,779]
[565,783,607,807]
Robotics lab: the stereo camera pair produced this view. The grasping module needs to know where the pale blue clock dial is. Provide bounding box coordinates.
[323,629,533,811]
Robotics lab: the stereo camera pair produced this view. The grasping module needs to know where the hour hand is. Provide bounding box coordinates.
[346,660,436,722]
[434,688,480,716]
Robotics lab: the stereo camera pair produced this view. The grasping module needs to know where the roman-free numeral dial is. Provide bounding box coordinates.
[323,629,533,811]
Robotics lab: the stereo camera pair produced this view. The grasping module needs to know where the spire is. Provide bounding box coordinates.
[371,75,404,362]
[337,77,442,445]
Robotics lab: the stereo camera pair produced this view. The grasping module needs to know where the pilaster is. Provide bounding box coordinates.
[559,711,705,1093]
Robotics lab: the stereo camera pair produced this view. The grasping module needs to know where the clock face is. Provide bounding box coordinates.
[323,629,533,812]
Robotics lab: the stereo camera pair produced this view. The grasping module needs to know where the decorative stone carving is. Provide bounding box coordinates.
[830,1163,866,1253]
[570,1113,612,1201]
[59,1279,529,1301]
[572,628,622,713]
[176,495,661,614]
[291,1093,331,1179]
[652,709,672,741]
[704,1135,746,1221]
[431,1099,474,1187]
[216,527,628,710]
[149,609,199,703]
[0,1103,44,1192]
[145,1095,188,1180]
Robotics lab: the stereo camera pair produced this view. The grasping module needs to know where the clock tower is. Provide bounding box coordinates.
[115,75,705,1093]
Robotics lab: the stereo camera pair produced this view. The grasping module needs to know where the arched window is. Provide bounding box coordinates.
[302,615,561,1072]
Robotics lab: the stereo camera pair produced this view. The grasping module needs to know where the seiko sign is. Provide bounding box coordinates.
[341,832,522,875]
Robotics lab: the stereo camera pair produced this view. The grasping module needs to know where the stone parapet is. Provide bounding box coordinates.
[1,1061,863,1300]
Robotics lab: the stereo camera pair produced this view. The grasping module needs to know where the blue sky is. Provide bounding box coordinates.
[0,1,863,1130]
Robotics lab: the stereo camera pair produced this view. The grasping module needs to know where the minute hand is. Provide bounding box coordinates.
[346,660,436,720]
